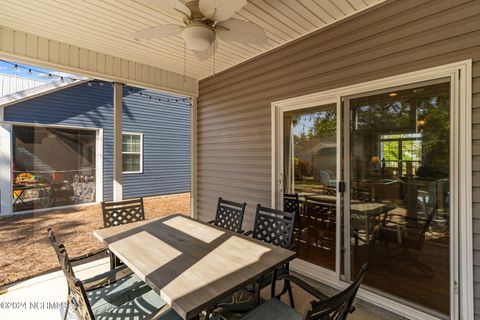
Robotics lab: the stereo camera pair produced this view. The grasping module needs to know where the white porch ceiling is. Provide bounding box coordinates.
[0,0,385,80]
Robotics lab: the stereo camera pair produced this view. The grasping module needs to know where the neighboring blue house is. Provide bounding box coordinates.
[0,79,190,214]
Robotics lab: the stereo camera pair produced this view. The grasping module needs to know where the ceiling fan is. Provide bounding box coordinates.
[132,0,268,61]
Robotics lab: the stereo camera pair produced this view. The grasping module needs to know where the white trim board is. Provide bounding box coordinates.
[190,97,197,219]
[271,60,473,320]
[121,131,144,174]
[0,123,13,215]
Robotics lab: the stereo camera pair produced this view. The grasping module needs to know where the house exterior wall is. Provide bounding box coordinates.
[4,81,190,201]
[0,73,47,97]
[196,0,480,316]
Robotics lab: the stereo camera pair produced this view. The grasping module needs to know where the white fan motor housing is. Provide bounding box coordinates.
[181,24,215,51]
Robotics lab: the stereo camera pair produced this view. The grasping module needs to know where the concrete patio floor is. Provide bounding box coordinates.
[0,257,399,320]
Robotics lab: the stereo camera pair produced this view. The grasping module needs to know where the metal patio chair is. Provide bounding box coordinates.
[217,205,296,314]
[101,197,145,269]
[47,228,131,291]
[283,193,302,247]
[214,263,369,320]
[48,229,181,320]
[208,197,247,233]
[245,205,296,306]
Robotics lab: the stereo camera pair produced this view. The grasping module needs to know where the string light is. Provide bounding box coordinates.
[1,59,192,104]
[0,59,78,81]
[125,86,190,104]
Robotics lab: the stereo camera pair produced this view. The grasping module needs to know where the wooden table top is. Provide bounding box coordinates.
[350,203,389,216]
[93,214,296,320]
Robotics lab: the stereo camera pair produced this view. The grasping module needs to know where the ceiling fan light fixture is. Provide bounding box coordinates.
[181,24,215,51]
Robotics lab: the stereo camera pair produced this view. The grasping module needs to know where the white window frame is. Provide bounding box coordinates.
[271,60,473,320]
[0,121,103,215]
[122,132,143,174]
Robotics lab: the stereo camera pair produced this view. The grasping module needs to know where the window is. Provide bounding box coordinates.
[380,133,422,176]
[122,132,143,173]
[12,125,97,212]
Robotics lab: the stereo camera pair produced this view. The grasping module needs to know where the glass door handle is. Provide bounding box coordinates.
[339,181,345,193]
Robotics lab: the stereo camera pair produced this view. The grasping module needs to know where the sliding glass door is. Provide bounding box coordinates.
[282,103,337,271]
[343,80,451,317]
[276,76,458,319]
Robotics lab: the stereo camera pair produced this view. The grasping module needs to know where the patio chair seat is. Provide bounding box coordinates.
[240,298,302,320]
[88,272,151,315]
[95,289,182,320]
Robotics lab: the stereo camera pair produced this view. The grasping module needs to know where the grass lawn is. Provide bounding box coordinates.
[0,193,190,287]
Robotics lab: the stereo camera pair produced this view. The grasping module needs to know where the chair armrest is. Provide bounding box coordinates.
[207,220,215,224]
[243,230,253,236]
[277,274,329,301]
[213,307,241,320]
[70,248,108,262]
[83,265,132,291]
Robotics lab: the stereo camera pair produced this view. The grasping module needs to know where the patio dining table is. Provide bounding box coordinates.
[93,214,297,320]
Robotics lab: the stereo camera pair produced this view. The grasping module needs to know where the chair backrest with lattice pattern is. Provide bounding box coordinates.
[308,263,368,320]
[102,197,145,228]
[47,229,95,320]
[283,193,300,215]
[59,247,96,320]
[214,197,247,233]
[252,205,295,249]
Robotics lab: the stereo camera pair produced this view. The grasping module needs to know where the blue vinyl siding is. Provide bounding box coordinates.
[4,81,190,201]
[122,87,190,198]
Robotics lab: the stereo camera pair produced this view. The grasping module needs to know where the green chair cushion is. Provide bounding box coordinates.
[240,298,302,320]
[88,272,151,315]
[95,290,182,320]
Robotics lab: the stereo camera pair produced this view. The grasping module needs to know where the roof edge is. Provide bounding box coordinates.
[0,79,89,108]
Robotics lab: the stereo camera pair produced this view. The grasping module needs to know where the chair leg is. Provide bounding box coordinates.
[285,262,294,308]
[63,299,70,320]
[287,280,295,308]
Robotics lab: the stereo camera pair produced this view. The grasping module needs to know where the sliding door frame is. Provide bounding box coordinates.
[271,60,472,320]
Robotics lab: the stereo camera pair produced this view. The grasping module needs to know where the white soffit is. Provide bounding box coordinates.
[0,0,384,80]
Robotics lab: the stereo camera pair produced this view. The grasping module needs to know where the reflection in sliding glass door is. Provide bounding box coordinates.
[344,80,451,317]
[283,104,337,271]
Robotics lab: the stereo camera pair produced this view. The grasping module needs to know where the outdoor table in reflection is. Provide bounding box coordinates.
[351,202,395,244]
[93,214,296,320]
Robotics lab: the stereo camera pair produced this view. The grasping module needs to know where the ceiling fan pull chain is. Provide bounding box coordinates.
[213,45,216,78]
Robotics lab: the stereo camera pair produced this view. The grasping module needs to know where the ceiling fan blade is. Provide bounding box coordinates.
[216,19,267,46]
[132,24,183,40]
[198,0,248,22]
[142,0,191,18]
[192,40,218,61]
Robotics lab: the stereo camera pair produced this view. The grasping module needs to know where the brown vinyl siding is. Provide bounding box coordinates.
[197,0,480,316]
